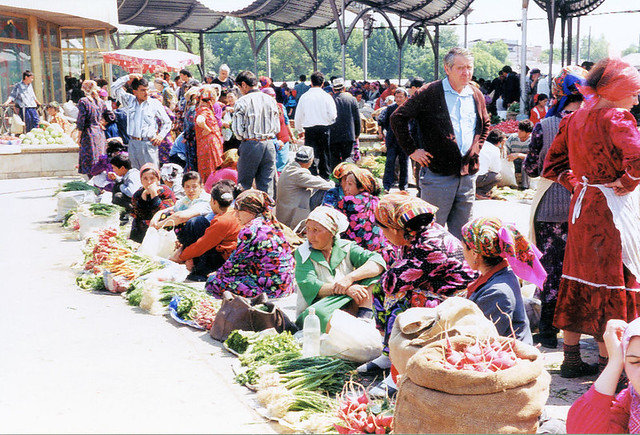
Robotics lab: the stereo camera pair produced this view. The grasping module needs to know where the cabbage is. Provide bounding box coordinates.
[19,134,25,139]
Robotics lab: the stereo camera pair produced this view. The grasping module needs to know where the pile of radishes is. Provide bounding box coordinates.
[492,120,520,134]
[335,390,393,434]
[439,337,520,372]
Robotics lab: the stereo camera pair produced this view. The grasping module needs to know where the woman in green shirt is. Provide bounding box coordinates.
[295,206,386,332]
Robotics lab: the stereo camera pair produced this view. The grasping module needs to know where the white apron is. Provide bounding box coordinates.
[572,176,640,281]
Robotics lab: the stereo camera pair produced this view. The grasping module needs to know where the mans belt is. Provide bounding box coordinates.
[243,137,275,141]
[130,136,152,141]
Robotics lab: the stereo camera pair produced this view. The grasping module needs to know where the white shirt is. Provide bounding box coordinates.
[112,75,172,140]
[294,87,337,128]
[478,141,501,176]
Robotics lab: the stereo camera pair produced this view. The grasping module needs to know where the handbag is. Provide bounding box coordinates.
[210,291,298,342]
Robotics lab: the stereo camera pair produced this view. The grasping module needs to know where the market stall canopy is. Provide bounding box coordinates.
[101,49,201,73]
[117,0,225,32]
[354,0,473,24]
[533,0,605,17]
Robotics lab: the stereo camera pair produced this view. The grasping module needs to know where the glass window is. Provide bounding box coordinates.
[62,50,83,80]
[38,21,48,49]
[0,42,31,102]
[61,28,83,50]
[41,49,51,103]
[86,51,105,80]
[0,15,29,41]
[50,24,59,48]
[84,29,106,50]
[51,50,62,102]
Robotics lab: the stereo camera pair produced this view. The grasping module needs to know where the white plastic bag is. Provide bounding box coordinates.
[498,157,517,187]
[138,227,177,259]
[56,190,98,221]
[78,212,119,239]
[10,113,24,135]
[320,310,383,363]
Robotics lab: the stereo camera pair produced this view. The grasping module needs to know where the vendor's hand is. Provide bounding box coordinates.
[603,319,628,369]
[605,178,630,196]
[150,134,163,147]
[410,149,433,167]
[146,182,161,197]
[507,154,520,162]
[333,276,355,295]
[129,73,143,82]
[346,284,369,305]
[107,172,117,181]
[185,259,194,271]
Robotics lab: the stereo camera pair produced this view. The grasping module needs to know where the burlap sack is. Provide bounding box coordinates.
[394,336,551,434]
[388,297,499,374]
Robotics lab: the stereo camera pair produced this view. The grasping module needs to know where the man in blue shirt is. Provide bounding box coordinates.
[4,70,41,132]
[391,48,491,239]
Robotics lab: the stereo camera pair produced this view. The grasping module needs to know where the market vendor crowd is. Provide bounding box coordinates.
[14,43,640,432]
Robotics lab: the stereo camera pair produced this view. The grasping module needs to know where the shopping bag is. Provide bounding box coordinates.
[137,226,177,259]
[498,157,517,187]
[10,113,24,135]
[320,310,383,363]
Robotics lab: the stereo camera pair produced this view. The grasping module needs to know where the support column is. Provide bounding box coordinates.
[363,35,368,81]
[434,25,440,80]
[253,21,258,73]
[266,23,271,78]
[341,0,346,78]
[398,17,402,83]
[312,29,318,71]
[28,16,43,102]
[566,17,573,65]
[199,32,205,80]
[560,16,566,66]
[520,0,529,115]
[575,16,581,64]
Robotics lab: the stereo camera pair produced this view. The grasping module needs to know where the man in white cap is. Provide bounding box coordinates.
[329,77,361,170]
[276,145,334,229]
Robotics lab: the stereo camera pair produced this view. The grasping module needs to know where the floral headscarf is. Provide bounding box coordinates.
[375,192,438,231]
[332,162,358,180]
[461,217,547,289]
[546,65,587,118]
[580,58,640,109]
[348,167,378,195]
[306,206,349,236]
[235,189,283,230]
[199,84,221,102]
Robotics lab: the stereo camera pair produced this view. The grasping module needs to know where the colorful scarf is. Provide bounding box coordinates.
[579,58,640,109]
[350,167,378,195]
[140,162,160,180]
[235,189,286,232]
[332,162,359,180]
[461,217,547,289]
[545,65,587,118]
[375,192,438,231]
[306,206,349,236]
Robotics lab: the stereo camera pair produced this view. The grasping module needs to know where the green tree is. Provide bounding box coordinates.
[539,48,561,64]
[580,34,609,62]
[623,44,639,56]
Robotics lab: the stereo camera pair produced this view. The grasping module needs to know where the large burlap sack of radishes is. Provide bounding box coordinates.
[388,297,499,374]
[394,335,551,434]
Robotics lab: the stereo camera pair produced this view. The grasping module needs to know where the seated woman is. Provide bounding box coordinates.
[370,192,477,367]
[130,163,176,243]
[295,206,386,333]
[205,189,295,299]
[170,180,242,282]
[567,318,640,433]
[204,148,238,193]
[149,171,212,230]
[322,162,357,207]
[461,217,547,345]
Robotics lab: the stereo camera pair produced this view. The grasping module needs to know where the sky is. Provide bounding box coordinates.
[202,0,640,56]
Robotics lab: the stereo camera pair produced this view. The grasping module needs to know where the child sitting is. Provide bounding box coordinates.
[505,120,534,189]
[149,171,212,230]
[109,152,141,215]
[46,102,71,134]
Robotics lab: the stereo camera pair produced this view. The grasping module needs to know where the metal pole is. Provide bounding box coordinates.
[253,21,258,73]
[199,32,205,80]
[266,23,271,78]
[560,16,565,66]
[341,0,346,78]
[464,13,468,48]
[363,33,368,81]
[547,0,556,86]
[434,25,440,80]
[520,0,529,115]
[398,17,402,84]
[567,17,572,65]
[312,29,318,71]
[576,17,581,64]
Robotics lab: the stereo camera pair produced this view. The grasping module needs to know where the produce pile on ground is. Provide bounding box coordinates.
[358,155,386,179]
[19,125,75,146]
[224,330,395,434]
[491,119,519,135]
[490,186,535,202]
[438,336,520,372]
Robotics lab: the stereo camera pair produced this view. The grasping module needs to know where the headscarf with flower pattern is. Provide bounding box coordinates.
[622,317,640,434]
[332,162,359,180]
[546,65,587,118]
[349,167,378,195]
[235,189,283,230]
[461,217,547,288]
[375,192,438,232]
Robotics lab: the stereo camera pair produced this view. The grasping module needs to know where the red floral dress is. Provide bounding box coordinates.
[543,108,640,338]
[195,104,224,182]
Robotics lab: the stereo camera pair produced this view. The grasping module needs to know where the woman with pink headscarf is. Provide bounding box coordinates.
[543,58,640,378]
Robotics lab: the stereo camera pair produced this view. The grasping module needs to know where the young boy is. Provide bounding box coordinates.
[109,153,141,214]
[506,119,534,189]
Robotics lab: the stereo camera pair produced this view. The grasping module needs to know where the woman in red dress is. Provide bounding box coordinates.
[195,85,224,182]
[543,58,640,378]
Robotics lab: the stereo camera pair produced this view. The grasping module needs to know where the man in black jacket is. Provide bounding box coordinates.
[329,78,361,171]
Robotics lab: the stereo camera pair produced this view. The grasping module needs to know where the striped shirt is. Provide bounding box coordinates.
[232,89,280,141]
[112,75,172,140]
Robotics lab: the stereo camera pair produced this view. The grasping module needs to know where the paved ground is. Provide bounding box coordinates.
[0,176,597,433]
[0,176,276,434]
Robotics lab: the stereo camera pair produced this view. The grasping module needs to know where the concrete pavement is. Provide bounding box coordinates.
[0,176,276,434]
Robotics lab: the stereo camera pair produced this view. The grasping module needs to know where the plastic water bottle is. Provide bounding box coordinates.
[302,307,321,357]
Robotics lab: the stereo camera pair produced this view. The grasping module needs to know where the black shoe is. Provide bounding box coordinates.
[560,361,599,378]
[533,333,558,349]
[186,273,207,282]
